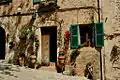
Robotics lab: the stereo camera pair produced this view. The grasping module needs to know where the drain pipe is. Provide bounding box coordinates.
[97,0,104,80]
[97,0,100,22]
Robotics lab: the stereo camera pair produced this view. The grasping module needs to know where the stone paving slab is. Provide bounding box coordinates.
[0,61,89,80]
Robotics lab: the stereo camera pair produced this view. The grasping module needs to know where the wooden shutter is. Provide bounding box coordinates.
[94,22,104,47]
[33,0,40,3]
[70,24,81,49]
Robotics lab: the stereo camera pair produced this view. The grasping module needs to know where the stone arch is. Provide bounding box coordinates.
[0,26,5,59]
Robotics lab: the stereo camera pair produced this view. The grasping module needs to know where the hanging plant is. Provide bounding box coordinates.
[64,30,70,41]
[64,30,70,49]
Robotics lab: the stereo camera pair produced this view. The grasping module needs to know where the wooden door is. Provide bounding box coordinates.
[41,34,50,64]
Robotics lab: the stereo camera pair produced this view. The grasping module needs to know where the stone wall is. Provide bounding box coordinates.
[0,0,57,64]
[0,0,97,64]
[58,0,97,9]
[0,1,102,79]
[102,0,120,79]
[57,0,100,79]
[57,0,99,48]
[75,48,100,79]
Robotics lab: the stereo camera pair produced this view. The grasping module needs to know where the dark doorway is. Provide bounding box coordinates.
[41,27,57,62]
[0,27,5,59]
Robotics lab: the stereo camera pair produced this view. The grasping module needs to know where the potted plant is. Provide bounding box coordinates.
[58,49,67,64]
[56,49,67,73]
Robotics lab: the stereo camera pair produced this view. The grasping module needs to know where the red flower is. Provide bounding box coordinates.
[65,30,70,40]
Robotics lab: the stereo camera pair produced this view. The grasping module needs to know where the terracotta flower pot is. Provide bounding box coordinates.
[19,57,25,66]
[58,56,65,64]
[58,56,65,60]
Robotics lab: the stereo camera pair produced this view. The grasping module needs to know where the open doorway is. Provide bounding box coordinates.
[0,27,5,59]
[41,27,57,64]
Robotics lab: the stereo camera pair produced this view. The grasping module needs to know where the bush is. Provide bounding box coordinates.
[70,49,80,65]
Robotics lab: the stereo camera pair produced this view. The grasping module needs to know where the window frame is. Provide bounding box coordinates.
[0,0,12,4]
[70,23,104,49]
[33,0,57,4]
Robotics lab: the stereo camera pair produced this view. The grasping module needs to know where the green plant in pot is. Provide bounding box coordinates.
[57,49,67,73]
[58,49,67,63]
[58,49,67,56]
[59,50,66,56]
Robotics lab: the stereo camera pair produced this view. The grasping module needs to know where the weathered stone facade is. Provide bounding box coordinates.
[0,0,100,79]
[0,0,120,80]
[101,0,120,79]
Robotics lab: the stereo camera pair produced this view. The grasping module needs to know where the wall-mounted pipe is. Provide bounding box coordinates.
[97,0,100,22]
[97,0,104,80]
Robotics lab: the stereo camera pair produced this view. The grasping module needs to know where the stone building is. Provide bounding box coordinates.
[0,0,119,80]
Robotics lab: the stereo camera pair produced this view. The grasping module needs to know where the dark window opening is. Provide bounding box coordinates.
[0,0,12,5]
[79,24,94,47]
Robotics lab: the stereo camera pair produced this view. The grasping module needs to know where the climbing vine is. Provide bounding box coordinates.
[19,26,35,40]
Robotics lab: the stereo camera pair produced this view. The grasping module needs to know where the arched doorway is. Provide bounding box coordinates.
[0,27,5,59]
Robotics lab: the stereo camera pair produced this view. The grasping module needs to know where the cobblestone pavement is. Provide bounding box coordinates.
[0,61,89,80]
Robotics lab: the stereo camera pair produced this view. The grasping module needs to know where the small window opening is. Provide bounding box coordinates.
[79,24,94,47]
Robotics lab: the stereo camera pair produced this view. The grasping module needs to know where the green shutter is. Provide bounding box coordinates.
[70,24,80,49]
[7,0,12,2]
[94,22,104,47]
[33,0,40,3]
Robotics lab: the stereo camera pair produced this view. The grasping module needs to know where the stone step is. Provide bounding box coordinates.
[40,66,56,72]
[39,62,56,72]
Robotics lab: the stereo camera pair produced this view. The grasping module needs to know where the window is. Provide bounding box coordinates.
[33,0,57,4]
[0,0,12,3]
[33,0,40,3]
[7,0,12,2]
[70,22,104,49]
[79,24,94,47]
